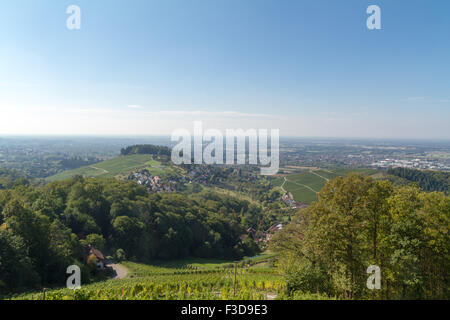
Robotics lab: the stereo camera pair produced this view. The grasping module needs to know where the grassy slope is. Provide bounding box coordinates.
[314,170,341,180]
[288,172,327,191]
[46,154,174,181]
[283,181,318,203]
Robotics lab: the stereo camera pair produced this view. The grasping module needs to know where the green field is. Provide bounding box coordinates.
[284,181,318,203]
[47,154,176,181]
[273,168,380,204]
[331,168,378,176]
[287,172,327,191]
[313,170,342,180]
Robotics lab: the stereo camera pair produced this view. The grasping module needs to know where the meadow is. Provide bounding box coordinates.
[46,154,176,181]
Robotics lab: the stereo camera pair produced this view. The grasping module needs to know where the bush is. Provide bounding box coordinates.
[115,249,126,262]
[82,234,106,251]
[284,264,332,296]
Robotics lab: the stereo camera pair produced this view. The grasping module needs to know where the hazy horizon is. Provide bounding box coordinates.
[2,134,450,144]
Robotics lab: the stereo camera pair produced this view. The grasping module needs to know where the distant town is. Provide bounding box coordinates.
[279,138,450,172]
[370,158,450,170]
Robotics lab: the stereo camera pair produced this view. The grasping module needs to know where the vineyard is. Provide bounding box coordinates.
[271,168,380,203]
[12,255,287,300]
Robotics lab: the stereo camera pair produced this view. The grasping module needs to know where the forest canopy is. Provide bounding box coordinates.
[0,176,260,295]
[388,167,449,194]
[120,144,171,157]
[271,173,449,300]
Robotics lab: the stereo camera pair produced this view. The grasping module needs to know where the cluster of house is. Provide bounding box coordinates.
[128,170,177,193]
[187,165,213,184]
[282,192,309,210]
[246,223,283,243]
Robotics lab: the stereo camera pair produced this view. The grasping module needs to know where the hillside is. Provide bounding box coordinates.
[46,154,178,181]
[387,167,449,193]
[11,253,287,300]
[0,167,29,188]
[271,168,379,203]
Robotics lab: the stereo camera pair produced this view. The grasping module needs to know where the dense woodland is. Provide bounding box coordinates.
[271,174,449,299]
[120,144,172,157]
[0,176,262,295]
[388,167,449,194]
[0,168,31,189]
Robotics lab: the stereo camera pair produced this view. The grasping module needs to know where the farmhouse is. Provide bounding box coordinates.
[85,244,106,270]
[282,192,309,210]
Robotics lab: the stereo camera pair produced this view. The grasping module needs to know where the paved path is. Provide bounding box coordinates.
[107,262,129,279]
[280,177,287,193]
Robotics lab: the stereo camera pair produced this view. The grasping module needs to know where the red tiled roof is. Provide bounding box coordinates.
[90,248,105,261]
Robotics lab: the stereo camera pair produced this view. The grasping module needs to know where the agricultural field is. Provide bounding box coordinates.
[331,168,378,176]
[283,181,318,203]
[272,168,380,204]
[46,154,177,181]
[10,254,288,301]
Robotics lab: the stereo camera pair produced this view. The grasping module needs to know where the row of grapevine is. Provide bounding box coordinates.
[14,271,284,300]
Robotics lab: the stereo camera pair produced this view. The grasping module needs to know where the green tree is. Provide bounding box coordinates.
[0,229,40,295]
[112,216,145,258]
[271,174,449,300]
[82,233,106,251]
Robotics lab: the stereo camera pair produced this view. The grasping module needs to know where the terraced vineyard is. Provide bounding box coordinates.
[11,255,287,300]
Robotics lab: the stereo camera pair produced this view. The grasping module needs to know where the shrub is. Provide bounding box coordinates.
[115,248,126,262]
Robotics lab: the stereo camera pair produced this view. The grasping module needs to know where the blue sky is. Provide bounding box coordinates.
[0,0,449,138]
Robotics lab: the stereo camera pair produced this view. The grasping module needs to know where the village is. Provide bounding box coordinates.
[127,165,218,194]
[187,165,214,185]
[125,165,308,249]
[246,223,283,244]
[127,169,179,193]
[241,192,310,243]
